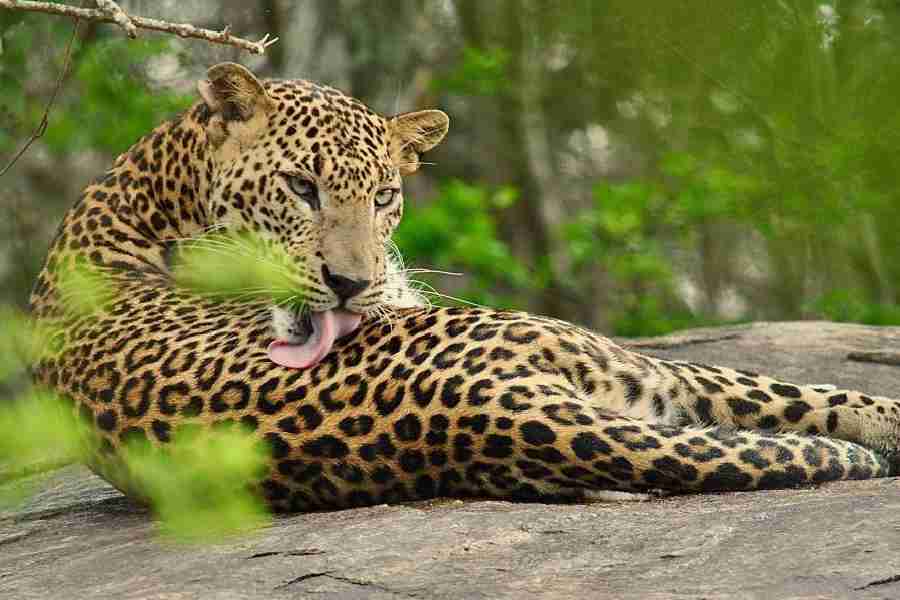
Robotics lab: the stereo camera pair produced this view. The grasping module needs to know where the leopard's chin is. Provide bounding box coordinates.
[270,305,312,345]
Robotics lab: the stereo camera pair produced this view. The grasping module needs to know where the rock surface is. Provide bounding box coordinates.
[2,321,900,600]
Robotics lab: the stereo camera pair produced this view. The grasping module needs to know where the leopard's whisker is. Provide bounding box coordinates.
[399,268,464,277]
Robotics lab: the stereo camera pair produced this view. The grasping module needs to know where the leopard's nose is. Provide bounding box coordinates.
[322,264,370,301]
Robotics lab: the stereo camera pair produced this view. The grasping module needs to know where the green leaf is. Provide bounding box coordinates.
[123,426,271,543]
[173,231,303,311]
[0,390,85,508]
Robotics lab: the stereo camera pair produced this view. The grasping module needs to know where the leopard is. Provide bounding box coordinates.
[28,62,900,511]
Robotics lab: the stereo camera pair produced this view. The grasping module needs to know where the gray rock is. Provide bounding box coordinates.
[2,321,900,600]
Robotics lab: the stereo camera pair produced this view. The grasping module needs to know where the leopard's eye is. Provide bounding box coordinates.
[285,175,320,210]
[374,188,399,209]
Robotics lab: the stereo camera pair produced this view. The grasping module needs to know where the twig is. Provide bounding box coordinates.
[94,0,135,38]
[847,351,900,367]
[0,0,279,54]
[0,12,80,178]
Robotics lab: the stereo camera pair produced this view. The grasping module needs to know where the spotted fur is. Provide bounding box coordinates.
[29,63,900,511]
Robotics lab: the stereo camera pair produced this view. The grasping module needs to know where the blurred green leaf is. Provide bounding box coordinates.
[432,46,510,96]
[397,179,533,306]
[0,389,84,507]
[809,290,900,326]
[0,306,65,380]
[173,231,303,311]
[123,426,271,543]
[54,256,117,317]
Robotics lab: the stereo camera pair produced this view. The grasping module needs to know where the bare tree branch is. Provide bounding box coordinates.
[0,13,81,178]
[0,0,279,54]
[94,0,136,39]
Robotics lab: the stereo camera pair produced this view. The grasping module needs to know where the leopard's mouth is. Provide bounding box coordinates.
[267,309,362,369]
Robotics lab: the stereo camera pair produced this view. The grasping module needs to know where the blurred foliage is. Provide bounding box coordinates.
[434,0,900,334]
[0,305,49,382]
[395,180,534,308]
[0,304,80,509]
[123,425,270,543]
[47,38,193,154]
[174,231,304,311]
[0,12,192,157]
[563,181,702,336]
[54,255,118,317]
[0,302,271,542]
[432,46,510,97]
[809,289,900,326]
[0,388,272,542]
[0,388,82,478]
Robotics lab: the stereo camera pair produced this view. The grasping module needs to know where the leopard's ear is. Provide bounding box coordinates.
[198,62,274,121]
[388,110,449,175]
[198,63,274,148]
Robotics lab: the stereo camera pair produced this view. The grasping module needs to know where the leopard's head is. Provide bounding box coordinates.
[196,63,448,367]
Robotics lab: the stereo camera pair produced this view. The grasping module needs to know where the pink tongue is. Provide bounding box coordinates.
[267,309,362,369]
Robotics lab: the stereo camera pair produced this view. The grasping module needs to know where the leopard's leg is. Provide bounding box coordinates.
[260,378,890,507]
[253,320,898,508]
[461,405,890,500]
[645,356,900,469]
